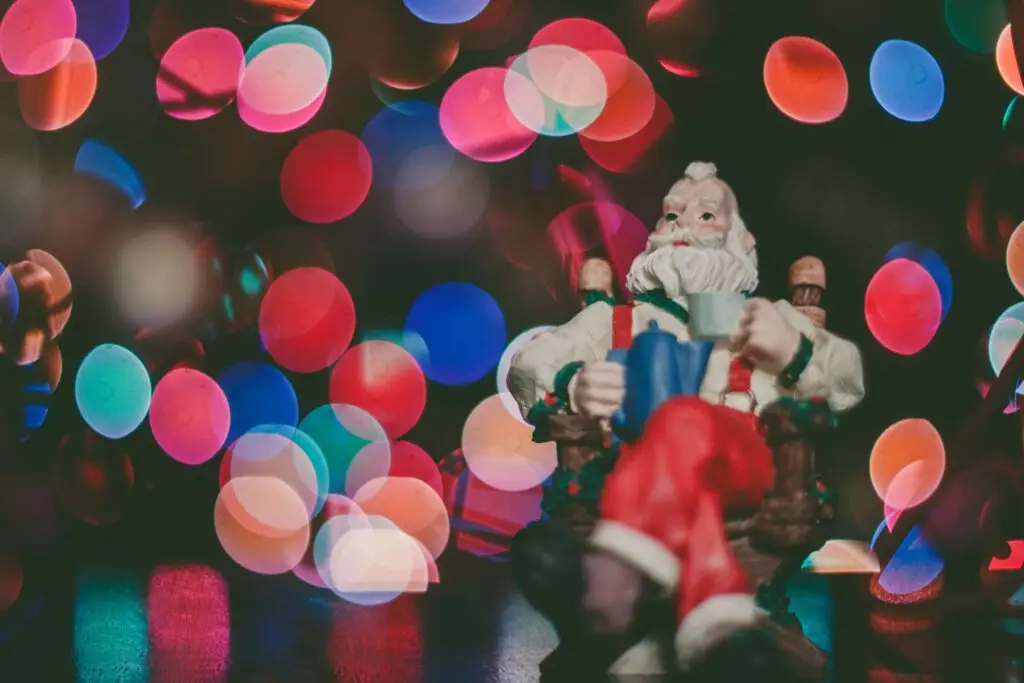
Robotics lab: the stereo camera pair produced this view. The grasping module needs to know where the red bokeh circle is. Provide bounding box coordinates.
[864,258,942,356]
[259,267,356,373]
[329,340,427,439]
[528,17,627,92]
[387,441,443,498]
[149,368,231,465]
[280,130,373,224]
[578,53,656,143]
[580,93,674,173]
[763,36,848,124]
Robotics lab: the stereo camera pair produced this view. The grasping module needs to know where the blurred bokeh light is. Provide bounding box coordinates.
[869,39,945,122]
[258,267,356,374]
[404,282,506,386]
[18,37,96,131]
[763,36,848,124]
[870,418,946,513]
[217,361,299,447]
[403,0,490,25]
[72,0,129,61]
[113,229,199,330]
[440,67,538,163]
[997,24,1024,96]
[329,340,427,440]
[945,0,1006,53]
[0,0,77,76]
[300,404,390,497]
[280,130,372,224]
[54,430,135,525]
[882,242,952,322]
[155,28,243,122]
[149,368,231,466]
[352,476,450,559]
[222,424,328,520]
[461,393,556,491]
[214,476,311,575]
[362,100,452,189]
[864,258,943,355]
[73,139,146,210]
[75,344,151,440]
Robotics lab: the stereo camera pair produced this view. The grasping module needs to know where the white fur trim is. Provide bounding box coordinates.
[684,161,718,181]
[609,637,665,676]
[588,521,680,589]
[675,594,764,670]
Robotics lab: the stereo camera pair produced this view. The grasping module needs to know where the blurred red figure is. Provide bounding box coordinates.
[588,396,773,669]
[0,257,68,365]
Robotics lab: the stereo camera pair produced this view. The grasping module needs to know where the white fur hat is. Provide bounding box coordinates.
[684,161,719,182]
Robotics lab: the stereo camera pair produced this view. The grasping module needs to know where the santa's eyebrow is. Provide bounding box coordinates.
[663,196,684,208]
[698,199,720,209]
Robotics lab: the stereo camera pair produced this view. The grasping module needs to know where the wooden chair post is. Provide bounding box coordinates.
[753,256,832,552]
[789,256,826,329]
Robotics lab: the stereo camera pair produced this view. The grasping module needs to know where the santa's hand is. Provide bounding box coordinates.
[569,361,625,419]
[731,298,801,373]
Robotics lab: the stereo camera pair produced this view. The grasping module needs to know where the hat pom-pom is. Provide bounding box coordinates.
[684,161,718,182]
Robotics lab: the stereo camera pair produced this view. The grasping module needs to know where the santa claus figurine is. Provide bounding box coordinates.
[508,162,864,677]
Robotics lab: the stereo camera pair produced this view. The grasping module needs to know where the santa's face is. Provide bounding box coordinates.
[625,176,758,298]
[648,178,732,251]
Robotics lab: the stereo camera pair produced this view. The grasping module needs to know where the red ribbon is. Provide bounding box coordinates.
[727,355,754,393]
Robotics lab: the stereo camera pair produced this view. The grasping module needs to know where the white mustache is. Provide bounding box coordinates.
[647,226,725,252]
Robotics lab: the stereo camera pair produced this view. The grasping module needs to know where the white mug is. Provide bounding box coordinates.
[688,292,747,340]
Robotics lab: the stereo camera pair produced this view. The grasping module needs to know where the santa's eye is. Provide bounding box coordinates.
[665,212,680,222]
[699,211,715,222]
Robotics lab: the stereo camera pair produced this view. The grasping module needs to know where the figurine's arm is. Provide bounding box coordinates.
[508,302,614,420]
[774,301,865,412]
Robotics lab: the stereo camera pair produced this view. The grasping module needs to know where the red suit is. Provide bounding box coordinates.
[588,394,774,669]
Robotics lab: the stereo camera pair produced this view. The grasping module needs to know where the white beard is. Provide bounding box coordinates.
[626,228,759,298]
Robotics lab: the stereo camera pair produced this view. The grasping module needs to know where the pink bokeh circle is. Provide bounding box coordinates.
[156,28,244,121]
[440,67,538,163]
[149,368,231,465]
[864,258,943,356]
[0,0,77,76]
[237,42,326,116]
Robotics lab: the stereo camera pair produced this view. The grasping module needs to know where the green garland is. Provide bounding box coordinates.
[580,290,617,307]
[633,289,690,324]
[770,395,838,434]
[542,443,620,515]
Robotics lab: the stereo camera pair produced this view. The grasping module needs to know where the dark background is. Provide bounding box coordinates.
[0,0,1019,558]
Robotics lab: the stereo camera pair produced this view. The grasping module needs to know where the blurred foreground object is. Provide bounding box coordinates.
[0,257,69,365]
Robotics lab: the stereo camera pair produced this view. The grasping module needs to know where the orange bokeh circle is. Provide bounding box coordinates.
[997,24,1024,96]
[763,36,848,124]
[214,477,310,574]
[1007,221,1024,295]
[18,38,97,131]
[352,476,450,559]
[461,393,557,492]
[869,418,946,511]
